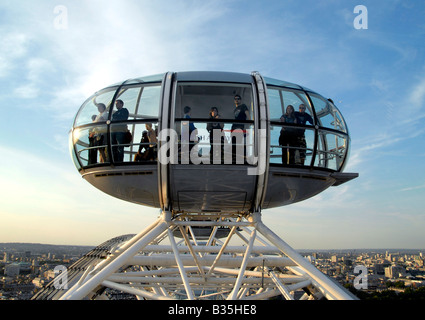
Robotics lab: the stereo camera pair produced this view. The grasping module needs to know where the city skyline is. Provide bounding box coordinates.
[0,1,424,249]
[2,242,424,301]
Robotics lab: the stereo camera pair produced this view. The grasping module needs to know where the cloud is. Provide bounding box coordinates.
[409,76,425,110]
[2,1,231,117]
[0,31,29,77]
[12,58,55,99]
[400,183,425,192]
[13,83,39,99]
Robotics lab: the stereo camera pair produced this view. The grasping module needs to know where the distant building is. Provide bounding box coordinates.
[32,278,45,288]
[373,263,385,275]
[414,257,424,267]
[45,270,56,280]
[5,263,20,277]
[385,265,406,279]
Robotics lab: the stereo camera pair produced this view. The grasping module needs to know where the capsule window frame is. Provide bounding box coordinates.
[308,93,348,134]
[266,85,315,124]
[74,87,118,127]
[114,83,162,120]
[71,75,351,173]
[170,81,257,165]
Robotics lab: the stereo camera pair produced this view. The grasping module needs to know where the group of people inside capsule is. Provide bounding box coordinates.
[88,99,157,164]
[279,103,313,165]
[178,95,313,166]
[181,94,250,164]
[88,95,313,166]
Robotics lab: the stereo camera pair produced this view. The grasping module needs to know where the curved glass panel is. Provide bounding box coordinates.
[264,77,303,90]
[74,88,116,127]
[124,73,165,85]
[107,73,164,87]
[314,129,348,171]
[69,130,81,170]
[72,82,162,167]
[72,126,110,167]
[71,73,351,173]
[309,93,347,133]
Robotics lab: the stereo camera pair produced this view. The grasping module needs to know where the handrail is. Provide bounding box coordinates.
[74,119,348,170]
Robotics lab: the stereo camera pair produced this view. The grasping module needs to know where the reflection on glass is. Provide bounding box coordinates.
[72,122,161,166]
[73,127,110,167]
[69,130,81,170]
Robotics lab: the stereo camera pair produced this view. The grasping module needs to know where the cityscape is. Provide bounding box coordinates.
[1,242,424,300]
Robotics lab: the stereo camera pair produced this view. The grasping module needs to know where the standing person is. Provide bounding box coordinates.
[207,107,224,163]
[183,106,198,152]
[231,95,250,164]
[111,99,129,162]
[88,114,98,165]
[294,104,314,165]
[279,105,298,165]
[92,103,109,163]
[145,123,158,161]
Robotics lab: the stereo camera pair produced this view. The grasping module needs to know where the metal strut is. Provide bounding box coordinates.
[59,210,355,300]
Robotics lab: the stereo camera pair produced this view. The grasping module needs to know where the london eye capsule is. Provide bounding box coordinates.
[69,71,358,214]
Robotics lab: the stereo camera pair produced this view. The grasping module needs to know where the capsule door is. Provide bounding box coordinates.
[166,74,262,214]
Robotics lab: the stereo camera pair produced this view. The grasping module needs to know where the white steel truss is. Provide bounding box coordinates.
[60,210,355,300]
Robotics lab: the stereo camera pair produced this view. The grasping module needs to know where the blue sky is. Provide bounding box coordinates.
[0,0,424,249]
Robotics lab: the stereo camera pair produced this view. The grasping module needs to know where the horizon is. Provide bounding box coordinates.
[1,241,424,252]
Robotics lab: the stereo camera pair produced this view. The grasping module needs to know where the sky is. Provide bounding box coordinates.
[0,0,424,249]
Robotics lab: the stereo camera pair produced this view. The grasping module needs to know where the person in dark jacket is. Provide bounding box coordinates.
[111,99,129,162]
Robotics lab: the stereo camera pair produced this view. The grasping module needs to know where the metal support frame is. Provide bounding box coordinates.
[60,210,355,300]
